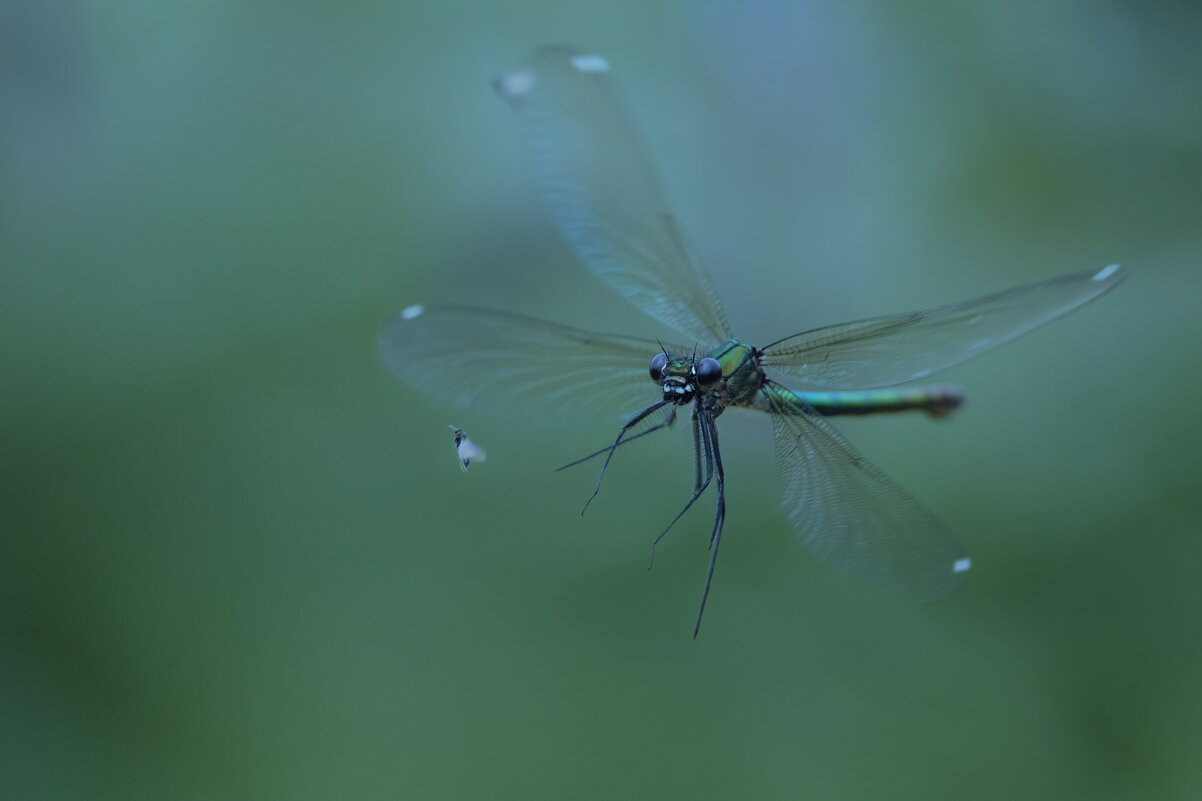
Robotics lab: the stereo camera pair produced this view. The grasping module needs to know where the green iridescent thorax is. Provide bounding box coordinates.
[707,339,764,407]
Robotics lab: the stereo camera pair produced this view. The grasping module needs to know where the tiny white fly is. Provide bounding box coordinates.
[448,425,486,471]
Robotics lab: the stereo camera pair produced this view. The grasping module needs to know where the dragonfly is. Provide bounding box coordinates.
[380,46,1123,636]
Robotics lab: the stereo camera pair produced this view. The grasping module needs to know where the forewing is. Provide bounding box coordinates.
[495,46,733,345]
[379,303,670,423]
[764,384,969,601]
[762,265,1124,389]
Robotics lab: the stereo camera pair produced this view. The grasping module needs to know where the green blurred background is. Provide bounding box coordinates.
[3,1,1200,798]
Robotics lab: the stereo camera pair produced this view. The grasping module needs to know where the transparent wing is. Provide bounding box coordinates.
[762,265,1124,389]
[763,384,969,601]
[379,303,674,423]
[494,45,733,345]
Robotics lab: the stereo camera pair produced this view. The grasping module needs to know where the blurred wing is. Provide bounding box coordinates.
[454,436,486,470]
[495,45,733,345]
[379,303,673,423]
[764,384,970,600]
[762,265,1124,389]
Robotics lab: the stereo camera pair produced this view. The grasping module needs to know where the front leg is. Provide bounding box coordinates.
[578,400,671,514]
[694,407,726,639]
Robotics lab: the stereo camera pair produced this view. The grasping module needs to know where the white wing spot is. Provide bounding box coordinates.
[570,53,611,73]
[401,304,425,320]
[953,557,972,574]
[497,68,536,98]
[1093,263,1120,282]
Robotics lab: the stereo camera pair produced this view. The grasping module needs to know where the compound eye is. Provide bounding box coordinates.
[695,357,722,386]
[649,352,669,382]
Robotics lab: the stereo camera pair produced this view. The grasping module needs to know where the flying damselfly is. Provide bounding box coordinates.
[380,46,1123,636]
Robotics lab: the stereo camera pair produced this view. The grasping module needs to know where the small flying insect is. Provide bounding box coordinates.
[449,425,486,472]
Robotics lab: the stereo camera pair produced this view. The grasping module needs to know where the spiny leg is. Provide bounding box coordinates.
[648,405,712,570]
[578,400,670,514]
[693,409,726,640]
[554,406,677,472]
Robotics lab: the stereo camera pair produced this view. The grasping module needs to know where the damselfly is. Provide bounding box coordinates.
[381,47,1123,636]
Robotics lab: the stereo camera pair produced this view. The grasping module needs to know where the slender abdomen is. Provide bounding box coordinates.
[792,384,964,418]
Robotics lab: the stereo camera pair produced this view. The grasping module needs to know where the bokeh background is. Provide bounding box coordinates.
[4,1,1200,798]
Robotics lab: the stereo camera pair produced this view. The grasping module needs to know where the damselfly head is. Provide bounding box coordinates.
[648,351,713,404]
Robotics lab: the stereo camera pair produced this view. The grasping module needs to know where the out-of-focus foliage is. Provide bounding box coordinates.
[3,1,1199,799]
